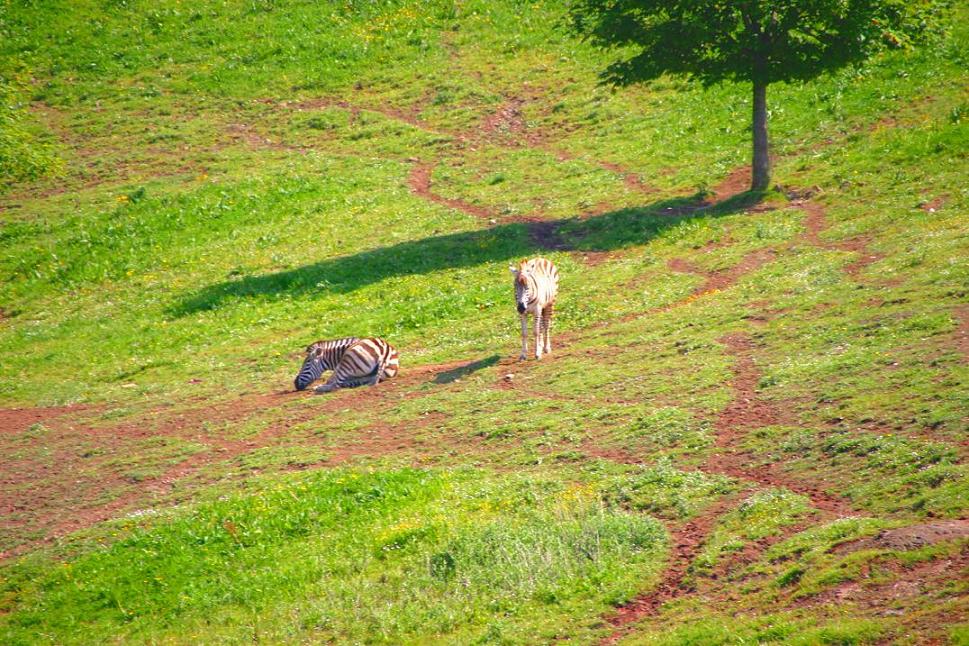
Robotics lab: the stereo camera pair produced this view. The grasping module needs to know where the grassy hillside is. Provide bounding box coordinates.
[1,0,967,643]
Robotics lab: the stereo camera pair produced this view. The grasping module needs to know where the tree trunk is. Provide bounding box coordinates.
[751,80,770,191]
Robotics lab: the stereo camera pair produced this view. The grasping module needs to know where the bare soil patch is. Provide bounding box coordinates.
[837,520,969,553]
[266,97,438,135]
[794,198,894,284]
[715,333,781,431]
[919,195,946,213]
[0,404,97,435]
[710,166,752,200]
[668,248,777,297]
[481,97,533,143]
[800,544,969,645]
[406,161,574,253]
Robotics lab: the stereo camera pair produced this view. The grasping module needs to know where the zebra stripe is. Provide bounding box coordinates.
[510,257,559,360]
[294,337,399,393]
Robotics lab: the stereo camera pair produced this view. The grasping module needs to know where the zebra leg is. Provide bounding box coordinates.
[313,376,340,394]
[535,310,543,360]
[519,314,529,361]
[542,303,553,354]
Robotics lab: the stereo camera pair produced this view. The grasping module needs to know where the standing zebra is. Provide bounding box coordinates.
[509,257,559,360]
[294,337,399,393]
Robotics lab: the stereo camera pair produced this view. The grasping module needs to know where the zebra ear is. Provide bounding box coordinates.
[508,265,519,275]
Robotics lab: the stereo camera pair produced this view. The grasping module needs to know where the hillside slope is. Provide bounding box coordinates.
[1,1,967,643]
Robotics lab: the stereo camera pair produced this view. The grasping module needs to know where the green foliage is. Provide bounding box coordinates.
[568,0,946,86]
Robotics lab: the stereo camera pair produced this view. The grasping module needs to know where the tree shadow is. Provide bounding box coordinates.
[172,191,764,316]
[432,355,501,384]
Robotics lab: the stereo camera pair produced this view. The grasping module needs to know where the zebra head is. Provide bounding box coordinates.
[294,343,328,391]
[510,259,533,314]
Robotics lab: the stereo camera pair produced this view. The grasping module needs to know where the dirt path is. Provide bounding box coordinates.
[407,160,573,251]
[0,358,485,560]
[794,197,893,285]
[408,162,495,220]
[600,494,743,645]
[592,325,862,640]
[667,248,777,298]
[703,333,859,516]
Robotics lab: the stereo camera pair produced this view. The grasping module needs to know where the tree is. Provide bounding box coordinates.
[568,0,938,191]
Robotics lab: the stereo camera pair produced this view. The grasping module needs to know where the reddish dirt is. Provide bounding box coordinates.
[794,198,893,284]
[481,97,527,139]
[710,166,752,200]
[0,404,97,434]
[798,199,830,248]
[668,248,777,297]
[225,123,308,153]
[588,330,857,640]
[701,333,858,516]
[836,520,969,553]
[801,544,969,645]
[919,195,946,213]
[407,162,495,220]
[407,160,574,254]
[524,218,571,251]
[597,160,660,195]
[600,494,742,644]
[702,519,815,587]
[0,358,488,560]
[715,334,781,430]
[269,97,439,135]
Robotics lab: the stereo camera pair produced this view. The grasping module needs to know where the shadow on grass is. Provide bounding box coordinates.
[433,355,501,384]
[172,191,766,316]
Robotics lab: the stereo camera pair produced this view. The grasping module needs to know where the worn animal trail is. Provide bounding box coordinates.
[408,162,494,220]
[795,198,890,283]
[600,494,741,645]
[594,330,858,639]
[407,160,572,252]
[703,333,859,516]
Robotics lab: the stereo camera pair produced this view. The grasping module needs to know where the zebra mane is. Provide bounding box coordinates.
[308,336,360,351]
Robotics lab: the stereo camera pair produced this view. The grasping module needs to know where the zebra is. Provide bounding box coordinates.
[294,337,399,393]
[509,257,559,360]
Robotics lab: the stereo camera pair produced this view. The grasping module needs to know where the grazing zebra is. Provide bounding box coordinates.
[294,337,399,393]
[509,257,559,360]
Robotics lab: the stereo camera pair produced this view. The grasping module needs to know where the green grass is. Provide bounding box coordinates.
[1,468,666,644]
[1,0,967,643]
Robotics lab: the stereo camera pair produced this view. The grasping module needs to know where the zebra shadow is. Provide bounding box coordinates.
[171,191,761,317]
[432,355,501,384]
